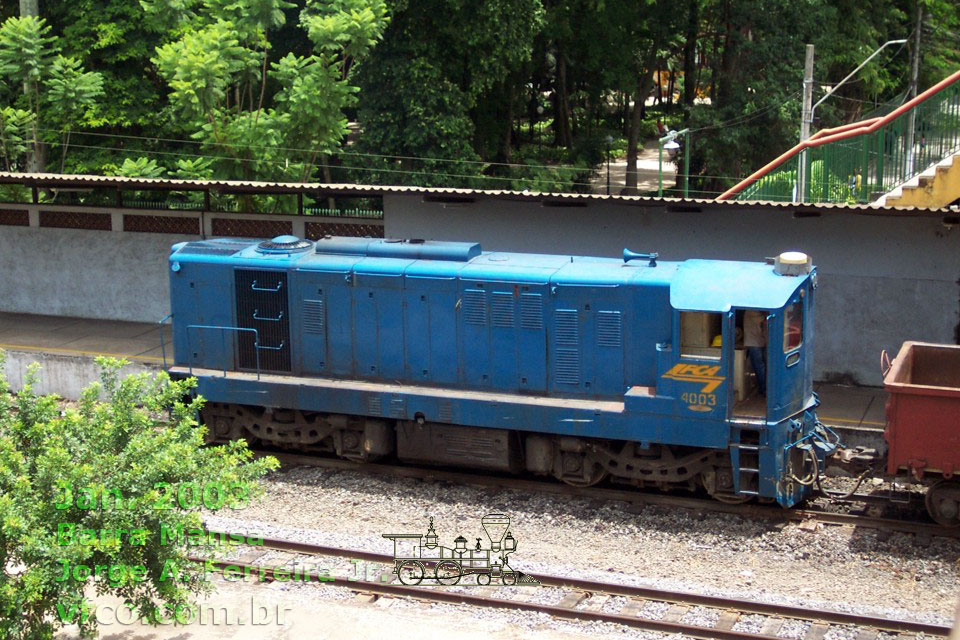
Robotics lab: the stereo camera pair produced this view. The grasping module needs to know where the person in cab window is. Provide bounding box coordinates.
[744,310,767,397]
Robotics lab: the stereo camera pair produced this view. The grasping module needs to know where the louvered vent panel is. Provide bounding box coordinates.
[554,309,579,345]
[303,299,325,335]
[490,292,515,327]
[520,293,543,329]
[597,310,623,347]
[463,289,487,325]
[438,400,454,423]
[368,395,382,416]
[555,348,581,384]
[389,397,406,418]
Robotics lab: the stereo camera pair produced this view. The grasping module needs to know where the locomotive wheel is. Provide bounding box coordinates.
[557,463,609,487]
[701,469,753,504]
[710,492,753,505]
[502,572,517,586]
[435,560,462,585]
[398,561,425,585]
[476,573,491,586]
[925,480,960,527]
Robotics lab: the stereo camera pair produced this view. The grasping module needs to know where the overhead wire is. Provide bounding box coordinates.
[688,90,803,134]
[59,142,603,188]
[36,127,592,175]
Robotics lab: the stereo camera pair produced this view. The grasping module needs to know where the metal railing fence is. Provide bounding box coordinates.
[726,70,960,204]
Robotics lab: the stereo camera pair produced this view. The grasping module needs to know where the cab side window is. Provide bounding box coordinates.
[784,303,803,352]
[680,311,722,359]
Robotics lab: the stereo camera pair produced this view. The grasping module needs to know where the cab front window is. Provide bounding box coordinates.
[784,303,803,352]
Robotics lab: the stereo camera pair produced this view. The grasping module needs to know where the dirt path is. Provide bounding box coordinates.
[590,138,677,195]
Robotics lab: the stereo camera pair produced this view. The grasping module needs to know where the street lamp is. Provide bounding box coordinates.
[537,105,544,152]
[658,128,690,198]
[807,39,907,134]
[605,135,613,195]
[798,38,906,200]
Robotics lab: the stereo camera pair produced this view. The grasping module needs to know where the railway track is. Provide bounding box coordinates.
[200,534,952,640]
[258,451,957,539]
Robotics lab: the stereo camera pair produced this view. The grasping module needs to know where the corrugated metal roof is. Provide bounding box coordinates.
[1,171,957,216]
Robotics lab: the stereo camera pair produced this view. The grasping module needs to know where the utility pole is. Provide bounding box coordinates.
[798,44,815,202]
[20,0,40,172]
[905,1,922,174]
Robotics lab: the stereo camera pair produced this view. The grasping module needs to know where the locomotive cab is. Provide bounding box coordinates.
[664,252,828,505]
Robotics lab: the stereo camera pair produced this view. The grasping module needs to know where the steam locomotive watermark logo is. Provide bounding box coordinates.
[382,514,539,587]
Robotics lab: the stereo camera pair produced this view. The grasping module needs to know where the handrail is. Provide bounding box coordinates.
[158,313,173,369]
[718,68,960,201]
[186,324,261,380]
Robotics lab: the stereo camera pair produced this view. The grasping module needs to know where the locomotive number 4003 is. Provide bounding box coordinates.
[681,392,716,408]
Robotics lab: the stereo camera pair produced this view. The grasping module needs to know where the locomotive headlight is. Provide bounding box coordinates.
[774,252,812,276]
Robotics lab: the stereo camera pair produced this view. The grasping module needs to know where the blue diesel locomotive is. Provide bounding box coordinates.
[166,235,838,507]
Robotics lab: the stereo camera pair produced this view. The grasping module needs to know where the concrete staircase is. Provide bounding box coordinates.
[875,150,960,208]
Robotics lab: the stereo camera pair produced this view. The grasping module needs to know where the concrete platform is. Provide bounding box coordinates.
[0,312,887,447]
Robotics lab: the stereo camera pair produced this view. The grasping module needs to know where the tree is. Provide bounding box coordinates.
[146,0,389,184]
[352,0,543,187]
[0,357,278,640]
[0,16,103,172]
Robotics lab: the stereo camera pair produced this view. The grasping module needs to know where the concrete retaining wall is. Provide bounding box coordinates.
[384,195,960,385]
[2,349,159,400]
[0,225,190,323]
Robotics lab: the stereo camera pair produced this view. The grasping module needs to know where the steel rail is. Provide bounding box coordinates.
[196,538,952,638]
[259,451,954,539]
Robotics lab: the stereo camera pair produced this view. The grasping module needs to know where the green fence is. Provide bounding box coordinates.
[737,80,960,203]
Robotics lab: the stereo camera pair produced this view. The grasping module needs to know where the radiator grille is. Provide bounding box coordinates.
[463,289,487,325]
[234,269,291,373]
[490,292,515,328]
[597,310,623,347]
[303,299,325,334]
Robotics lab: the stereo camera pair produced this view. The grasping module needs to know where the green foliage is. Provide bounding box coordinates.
[0,16,103,172]
[45,56,105,132]
[153,21,250,122]
[112,156,166,178]
[48,0,171,130]
[0,108,34,172]
[0,356,278,640]
[148,0,389,188]
[354,0,543,185]
[172,157,214,181]
[0,16,56,91]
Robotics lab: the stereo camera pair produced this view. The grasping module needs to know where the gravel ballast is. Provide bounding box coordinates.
[204,463,958,634]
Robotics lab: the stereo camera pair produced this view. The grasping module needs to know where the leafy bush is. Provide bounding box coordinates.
[0,357,278,640]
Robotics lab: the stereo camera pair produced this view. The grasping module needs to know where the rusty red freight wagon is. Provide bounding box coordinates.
[883,341,960,526]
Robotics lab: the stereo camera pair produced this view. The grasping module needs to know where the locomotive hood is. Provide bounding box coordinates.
[670,259,812,312]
